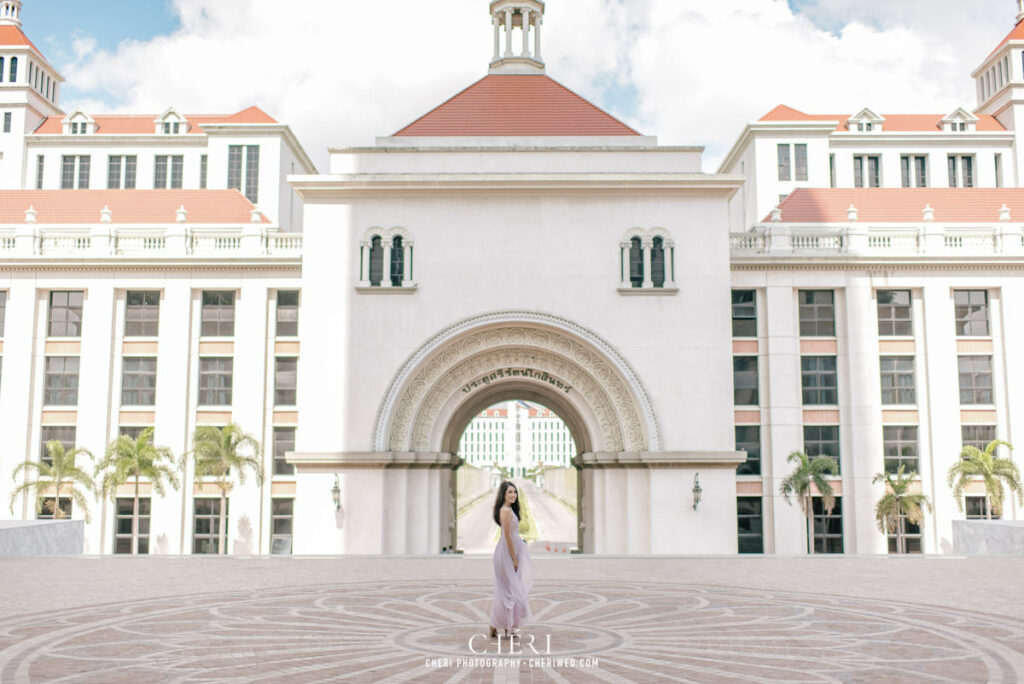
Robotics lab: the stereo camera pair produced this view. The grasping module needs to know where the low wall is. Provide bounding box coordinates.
[0,520,85,555]
[952,520,1024,555]
[538,467,577,513]
[457,465,495,513]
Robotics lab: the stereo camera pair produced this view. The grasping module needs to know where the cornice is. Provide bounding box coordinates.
[731,258,1024,272]
[0,258,301,272]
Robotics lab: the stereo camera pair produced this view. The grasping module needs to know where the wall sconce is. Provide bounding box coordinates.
[331,474,341,511]
[692,473,702,511]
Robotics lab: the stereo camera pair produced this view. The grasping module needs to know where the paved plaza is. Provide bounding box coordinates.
[1,555,1023,683]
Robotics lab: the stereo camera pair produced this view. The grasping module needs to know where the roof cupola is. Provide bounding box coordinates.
[489,0,545,74]
[0,0,21,27]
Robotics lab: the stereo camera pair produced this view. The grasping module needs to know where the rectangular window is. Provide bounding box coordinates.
[37,497,72,520]
[44,356,79,405]
[114,497,151,554]
[35,155,44,189]
[198,357,233,406]
[794,143,808,181]
[731,290,756,337]
[801,356,838,405]
[966,496,1000,520]
[735,425,761,476]
[274,357,297,406]
[953,290,989,336]
[271,499,294,554]
[48,291,84,337]
[3,111,11,133]
[121,357,157,406]
[958,356,993,405]
[777,144,791,181]
[154,155,183,189]
[125,290,160,337]
[880,357,916,405]
[803,425,840,474]
[853,155,880,187]
[273,427,296,476]
[199,154,208,189]
[276,291,299,336]
[887,515,922,554]
[193,498,228,554]
[812,497,844,554]
[39,426,75,465]
[107,155,138,189]
[78,155,90,189]
[798,290,835,336]
[0,290,6,337]
[961,425,996,451]
[107,155,121,189]
[883,426,919,474]
[733,356,758,406]
[228,145,260,203]
[995,153,1004,188]
[737,497,763,554]
[154,155,167,188]
[877,290,912,336]
[948,155,975,187]
[899,154,927,187]
[829,153,836,188]
[200,291,235,337]
[119,425,148,440]
[60,155,90,189]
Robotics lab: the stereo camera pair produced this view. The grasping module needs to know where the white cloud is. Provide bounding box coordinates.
[53,0,1015,171]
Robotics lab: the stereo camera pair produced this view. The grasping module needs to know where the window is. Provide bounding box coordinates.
[0,290,5,337]
[274,357,297,406]
[40,426,75,465]
[228,144,260,203]
[958,356,993,405]
[737,498,763,554]
[200,291,235,337]
[899,155,927,187]
[651,237,665,288]
[880,357,916,405]
[193,498,228,554]
[961,425,996,451]
[35,155,44,189]
[162,121,182,134]
[733,357,758,405]
[966,496,1000,520]
[948,155,974,188]
[812,497,843,554]
[629,237,642,288]
[9,56,16,82]
[60,155,90,189]
[0,57,4,82]
[391,236,405,287]
[276,291,299,336]
[853,155,880,188]
[883,426,919,474]
[368,236,383,287]
[887,516,922,554]
[794,144,807,181]
[735,426,760,476]
[273,427,296,476]
[37,498,72,520]
[198,357,233,406]
[154,155,184,189]
[777,144,791,181]
[125,291,159,337]
[114,497,151,554]
[119,425,148,440]
[798,290,834,336]
[48,291,84,337]
[995,153,1004,188]
[271,499,294,554]
[877,290,912,336]
[2,112,10,133]
[732,290,756,337]
[953,290,989,336]
[44,356,79,405]
[801,356,838,405]
[199,154,208,189]
[121,357,157,406]
[829,154,836,188]
[804,425,840,474]
[107,155,137,189]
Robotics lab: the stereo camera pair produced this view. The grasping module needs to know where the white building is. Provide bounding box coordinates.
[458,400,576,474]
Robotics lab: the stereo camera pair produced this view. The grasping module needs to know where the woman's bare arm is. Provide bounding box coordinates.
[500,508,518,570]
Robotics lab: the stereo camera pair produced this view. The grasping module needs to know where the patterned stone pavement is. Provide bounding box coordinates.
[1,557,1023,683]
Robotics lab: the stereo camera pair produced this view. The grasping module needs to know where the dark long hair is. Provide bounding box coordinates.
[492,480,521,526]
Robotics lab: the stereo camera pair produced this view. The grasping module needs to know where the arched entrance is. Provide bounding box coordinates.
[374,311,660,553]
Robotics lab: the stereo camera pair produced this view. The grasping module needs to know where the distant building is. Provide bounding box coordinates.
[458,401,576,475]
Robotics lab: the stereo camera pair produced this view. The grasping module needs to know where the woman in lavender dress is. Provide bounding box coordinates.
[489,481,534,638]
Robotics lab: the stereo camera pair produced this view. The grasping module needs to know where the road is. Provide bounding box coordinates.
[457,479,577,554]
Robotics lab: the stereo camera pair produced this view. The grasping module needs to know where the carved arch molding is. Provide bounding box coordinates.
[375,312,661,453]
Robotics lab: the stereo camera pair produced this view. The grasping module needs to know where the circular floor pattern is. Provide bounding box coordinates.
[0,579,1022,683]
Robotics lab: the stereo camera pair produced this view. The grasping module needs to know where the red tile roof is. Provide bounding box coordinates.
[772,188,1024,223]
[32,106,278,135]
[0,25,44,57]
[758,105,1006,132]
[394,75,640,137]
[0,190,268,224]
[985,18,1024,62]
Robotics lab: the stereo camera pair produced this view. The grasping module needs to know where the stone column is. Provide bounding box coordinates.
[402,241,414,286]
[382,241,392,287]
[492,14,500,61]
[521,9,531,57]
[504,9,513,56]
[641,238,653,289]
[359,242,371,286]
[619,242,630,288]
[664,241,677,288]
[534,15,542,60]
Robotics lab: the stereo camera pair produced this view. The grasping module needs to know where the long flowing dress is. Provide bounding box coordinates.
[490,509,534,631]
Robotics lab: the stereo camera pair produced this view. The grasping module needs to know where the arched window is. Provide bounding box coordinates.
[368,236,383,286]
[9,56,16,83]
[651,237,665,288]
[629,237,643,288]
[391,236,404,286]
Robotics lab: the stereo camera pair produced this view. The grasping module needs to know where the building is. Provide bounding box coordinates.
[458,400,576,474]
[2,0,1022,556]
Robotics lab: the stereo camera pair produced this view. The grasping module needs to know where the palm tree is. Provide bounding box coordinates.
[948,440,1022,520]
[779,450,838,554]
[95,428,179,554]
[9,441,95,521]
[186,424,263,555]
[873,465,932,554]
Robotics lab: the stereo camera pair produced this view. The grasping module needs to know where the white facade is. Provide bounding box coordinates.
[458,401,576,473]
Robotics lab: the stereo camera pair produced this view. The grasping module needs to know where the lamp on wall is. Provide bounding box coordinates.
[692,473,702,511]
[331,474,341,511]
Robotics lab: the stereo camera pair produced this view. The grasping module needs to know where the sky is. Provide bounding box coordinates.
[21,0,1020,171]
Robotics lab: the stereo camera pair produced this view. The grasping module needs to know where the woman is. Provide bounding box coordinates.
[489,480,534,638]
